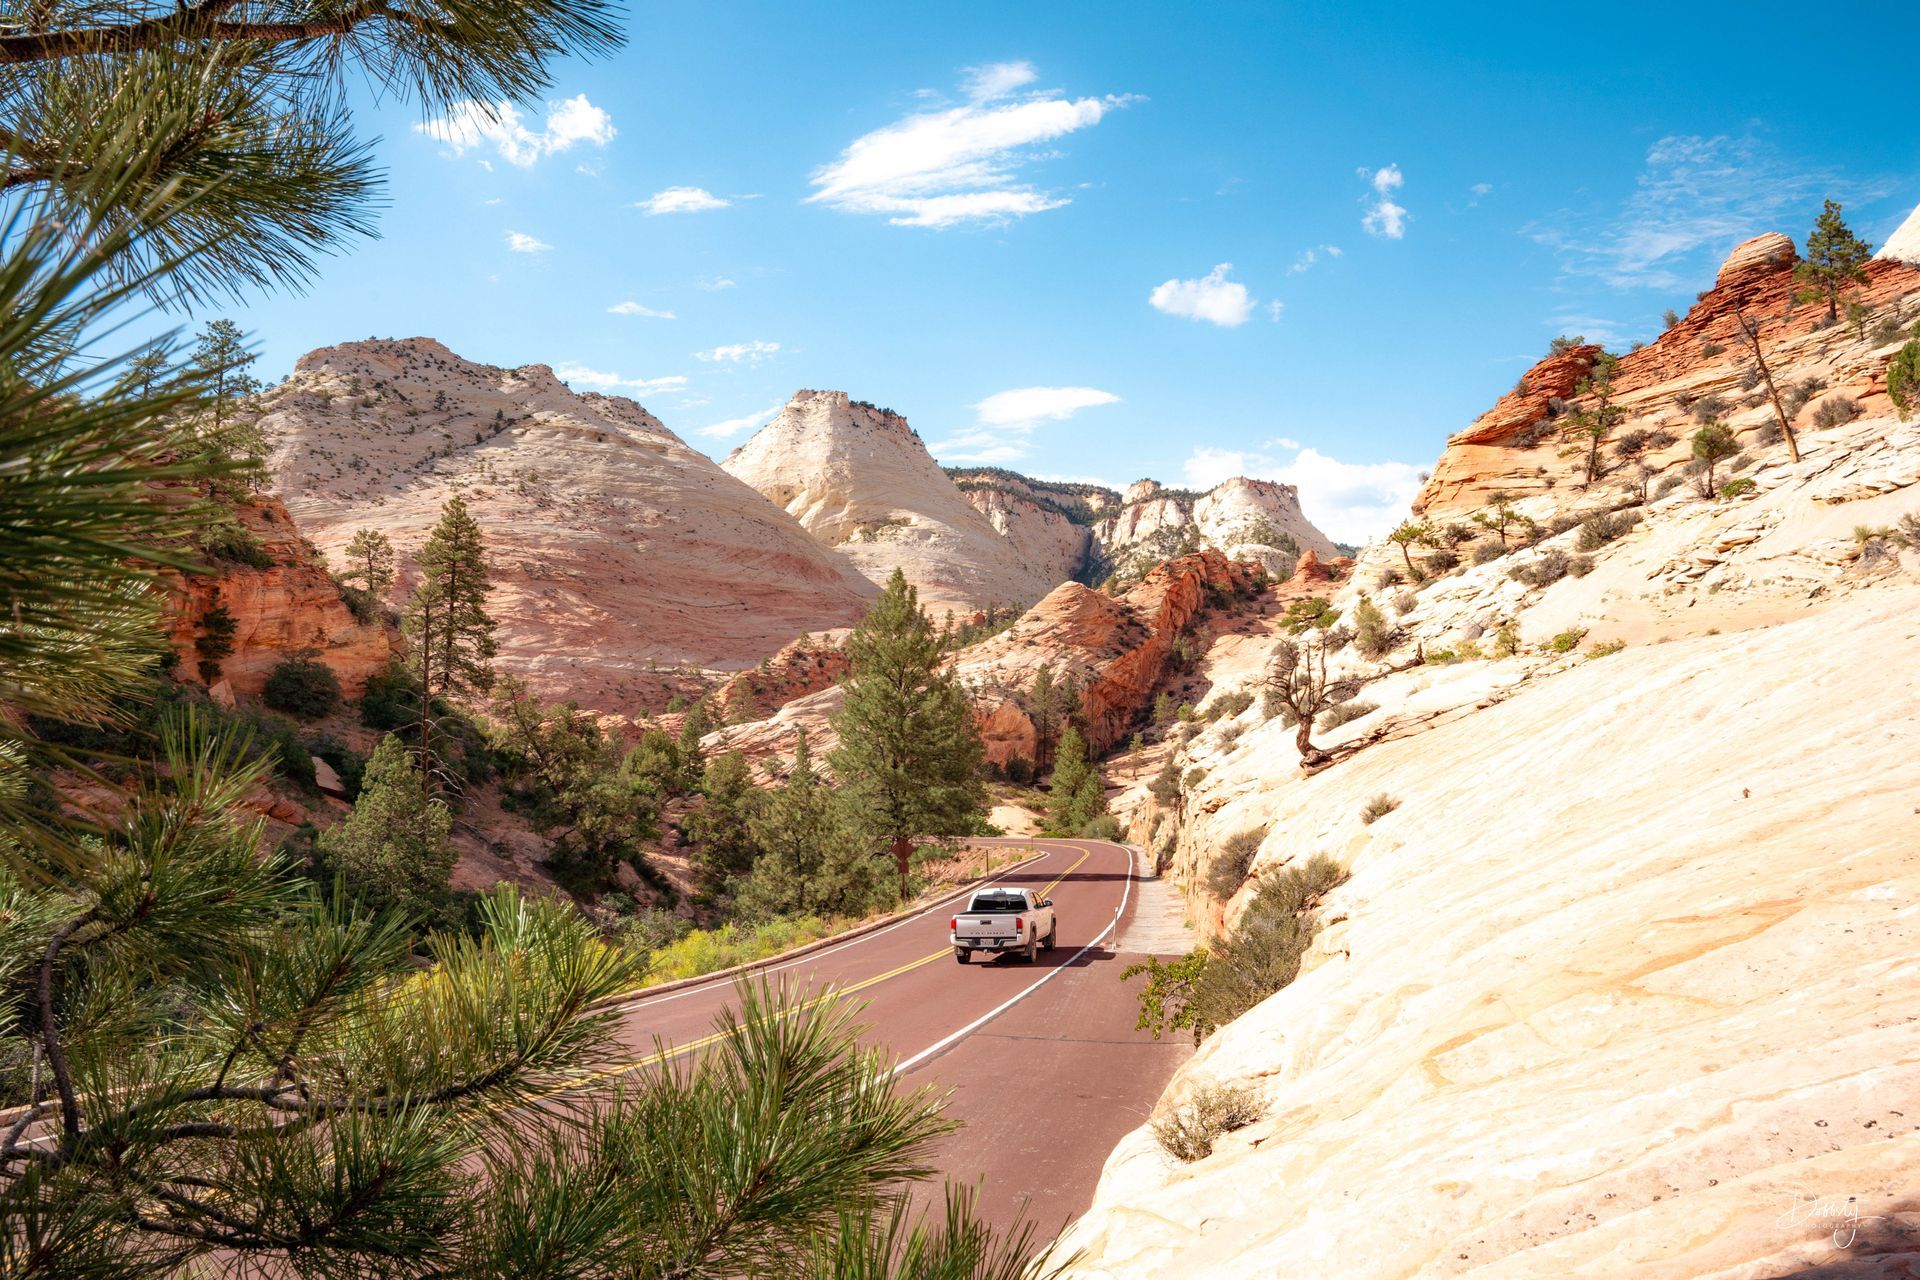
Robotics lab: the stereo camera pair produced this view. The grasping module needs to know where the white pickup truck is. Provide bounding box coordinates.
[950,887,1056,964]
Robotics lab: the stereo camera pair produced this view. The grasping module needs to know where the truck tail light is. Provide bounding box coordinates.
[949,918,957,931]
[1014,916,1024,931]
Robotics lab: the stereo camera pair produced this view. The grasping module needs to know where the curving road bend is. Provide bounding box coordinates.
[592,838,1192,1235]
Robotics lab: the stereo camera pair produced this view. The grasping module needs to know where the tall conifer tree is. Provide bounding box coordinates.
[830,569,985,894]
[402,495,496,773]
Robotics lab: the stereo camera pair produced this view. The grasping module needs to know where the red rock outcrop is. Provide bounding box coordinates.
[164,494,390,698]
[1416,231,1920,515]
[956,549,1256,762]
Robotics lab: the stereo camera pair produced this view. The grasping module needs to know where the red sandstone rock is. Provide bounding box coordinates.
[164,494,391,699]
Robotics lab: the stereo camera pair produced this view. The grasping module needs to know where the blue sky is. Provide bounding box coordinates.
[220,0,1918,540]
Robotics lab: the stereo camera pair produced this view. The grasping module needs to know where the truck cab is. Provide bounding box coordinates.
[950,887,1057,964]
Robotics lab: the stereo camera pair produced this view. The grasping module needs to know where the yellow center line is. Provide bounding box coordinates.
[537,845,1096,1098]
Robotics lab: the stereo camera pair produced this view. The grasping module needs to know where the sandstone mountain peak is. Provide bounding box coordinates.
[1715,230,1795,283]
[722,389,1067,612]
[1876,197,1920,266]
[260,340,873,712]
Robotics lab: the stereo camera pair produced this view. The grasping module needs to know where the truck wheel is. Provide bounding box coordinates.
[1025,934,1038,964]
[1044,923,1057,951]
[954,949,969,965]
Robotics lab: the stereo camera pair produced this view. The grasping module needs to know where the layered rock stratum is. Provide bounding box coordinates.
[259,340,875,712]
[1060,211,1920,1278]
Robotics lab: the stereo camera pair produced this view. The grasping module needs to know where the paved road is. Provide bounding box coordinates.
[593,838,1192,1235]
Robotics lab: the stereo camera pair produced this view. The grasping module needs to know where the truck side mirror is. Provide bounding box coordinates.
[1042,898,1053,908]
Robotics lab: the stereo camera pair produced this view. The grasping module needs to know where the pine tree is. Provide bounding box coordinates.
[687,749,760,884]
[1561,351,1623,484]
[316,733,454,917]
[1691,422,1740,496]
[829,569,985,894]
[401,495,496,771]
[1794,200,1874,326]
[676,698,712,787]
[1046,724,1093,833]
[343,526,396,596]
[1386,519,1430,573]
[1889,338,1920,421]
[1028,661,1057,772]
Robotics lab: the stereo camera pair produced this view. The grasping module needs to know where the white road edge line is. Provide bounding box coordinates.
[606,843,1067,1015]
[891,842,1138,1078]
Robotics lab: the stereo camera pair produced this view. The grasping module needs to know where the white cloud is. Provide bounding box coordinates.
[608,300,675,319]
[418,94,614,168]
[930,385,1119,464]
[695,340,780,364]
[1181,441,1424,544]
[697,276,737,291]
[1469,182,1493,206]
[505,231,551,254]
[1149,263,1256,327]
[694,403,783,440]
[636,186,731,215]
[553,363,688,395]
[961,60,1038,102]
[1360,163,1408,239]
[808,65,1131,228]
[1265,300,1285,321]
[483,197,503,206]
[1525,134,1878,290]
[1287,244,1342,275]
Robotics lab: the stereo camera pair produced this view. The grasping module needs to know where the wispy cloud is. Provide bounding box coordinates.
[697,276,737,291]
[695,340,780,364]
[808,64,1132,228]
[1149,263,1256,327]
[1360,164,1408,239]
[960,60,1038,102]
[1468,181,1493,208]
[636,186,731,215]
[694,403,783,440]
[608,300,675,319]
[1287,244,1343,275]
[930,385,1119,464]
[553,364,688,395]
[418,94,614,167]
[1182,441,1424,543]
[505,231,552,254]
[1525,134,1868,290]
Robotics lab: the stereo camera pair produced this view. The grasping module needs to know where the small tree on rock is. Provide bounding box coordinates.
[1794,199,1873,326]
[1691,422,1741,496]
[1561,351,1624,484]
[829,569,985,895]
[343,527,396,597]
[1263,634,1362,768]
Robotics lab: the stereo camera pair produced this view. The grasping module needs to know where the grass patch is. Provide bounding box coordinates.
[1152,1083,1264,1163]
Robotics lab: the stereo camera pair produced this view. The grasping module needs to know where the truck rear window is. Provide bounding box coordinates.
[968,891,1026,913]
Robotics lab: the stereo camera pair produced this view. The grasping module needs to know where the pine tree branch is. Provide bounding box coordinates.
[0,0,453,64]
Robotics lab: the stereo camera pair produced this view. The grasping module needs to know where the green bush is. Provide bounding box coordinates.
[1574,510,1638,552]
[358,662,419,731]
[1359,794,1399,825]
[1183,855,1349,1037]
[1080,813,1122,840]
[1148,762,1182,804]
[1567,554,1596,578]
[1720,477,1757,498]
[1351,595,1395,659]
[1471,541,1506,565]
[263,652,343,719]
[1208,689,1255,721]
[1152,1083,1264,1162]
[1546,627,1587,654]
[1318,700,1377,731]
[1207,828,1264,898]
[1509,548,1572,588]
[202,521,276,569]
[1811,395,1862,430]
[306,734,366,800]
